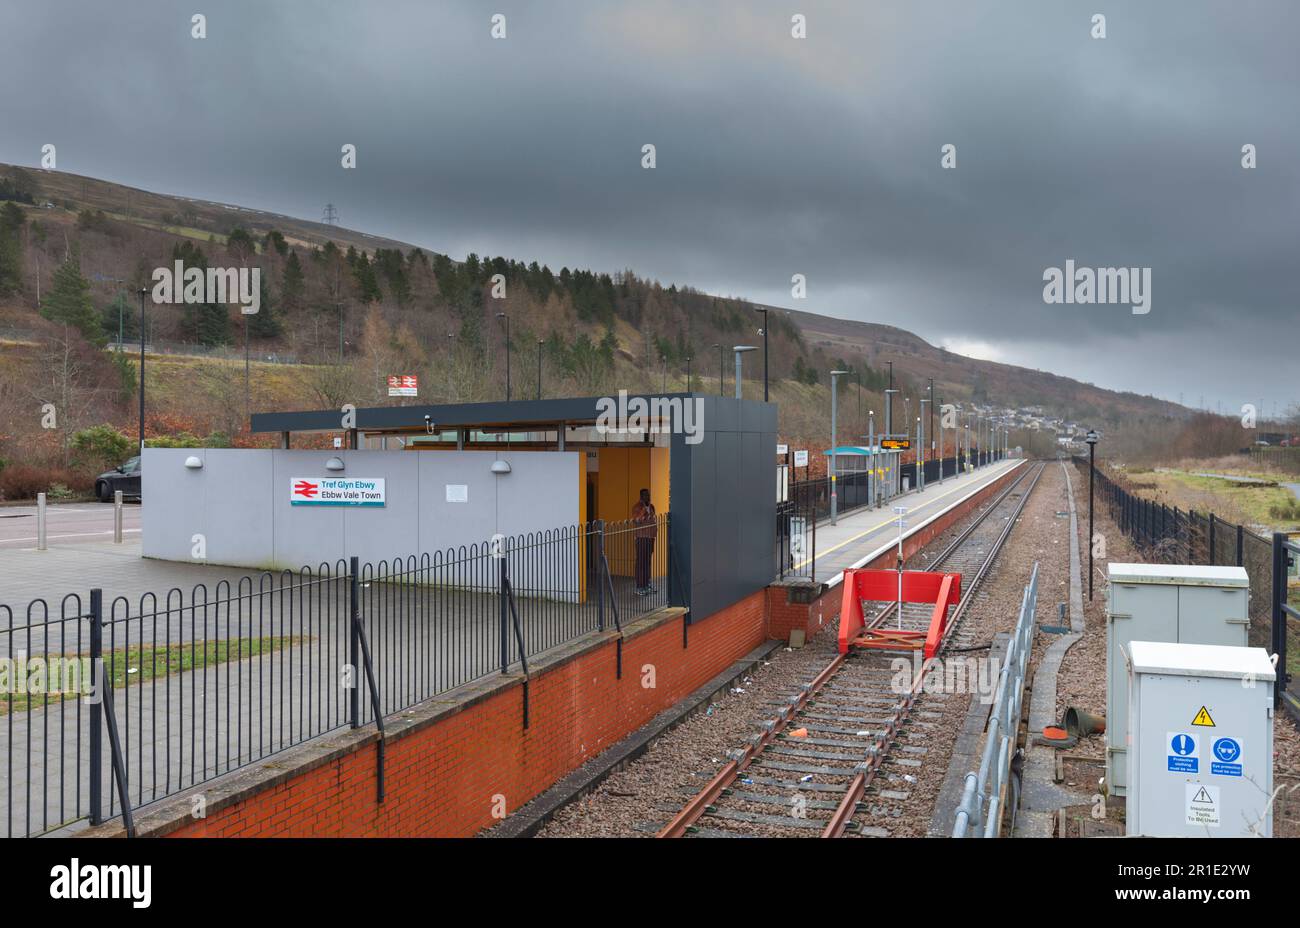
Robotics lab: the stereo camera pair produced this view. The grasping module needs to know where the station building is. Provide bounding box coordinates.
[141,393,776,622]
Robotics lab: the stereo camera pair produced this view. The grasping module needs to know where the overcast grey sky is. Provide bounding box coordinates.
[2,0,1295,414]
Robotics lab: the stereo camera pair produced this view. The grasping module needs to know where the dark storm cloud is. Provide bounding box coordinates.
[1,0,1295,411]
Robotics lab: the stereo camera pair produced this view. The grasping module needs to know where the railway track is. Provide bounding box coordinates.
[657,461,1047,838]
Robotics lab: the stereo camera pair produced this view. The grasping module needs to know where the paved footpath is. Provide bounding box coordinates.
[792,459,1024,585]
[1,536,666,837]
[0,502,141,550]
[0,538,250,616]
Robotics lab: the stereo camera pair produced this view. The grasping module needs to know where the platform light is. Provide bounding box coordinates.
[829,370,850,525]
[751,306,769,402]
[491,458,512,475]
[325,457,345,472]
[184,456,203,469]
[496,312,511,401]
[732,346,757,401]
[1085,429,1099,600]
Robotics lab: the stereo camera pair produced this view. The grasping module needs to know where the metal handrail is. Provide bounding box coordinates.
[953,562,1039,837]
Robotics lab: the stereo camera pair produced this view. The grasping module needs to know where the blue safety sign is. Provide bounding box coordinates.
[1210,737,1243,777]
[1167,732,1199,773]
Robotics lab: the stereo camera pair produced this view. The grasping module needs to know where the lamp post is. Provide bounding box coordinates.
[937,400,944,484]
[733,345,756,400]
[1085,428,1100,600]
[927,378,935,463]
[886,361,894,431]
[867,410,877,507]
[853,370,861,438]
[919,399,928,491]
[752,306,769,402]
[536,339,544,400]
[685,355,692,393]
[496,312,511,401]
[446,332,456,400]
[914,417,921,492]
[830,370,850,524]
[138,287,148,451]
[713,343,724,396]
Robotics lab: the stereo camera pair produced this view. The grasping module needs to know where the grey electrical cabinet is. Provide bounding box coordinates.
[1126,640,1274,837]
[1105,564,1249,797]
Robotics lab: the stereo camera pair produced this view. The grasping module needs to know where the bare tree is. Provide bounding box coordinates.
[195,361,251,440]
[302,359,362,411]
[24,326,103,466]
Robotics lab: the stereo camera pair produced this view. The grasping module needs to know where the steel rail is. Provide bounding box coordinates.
[658,462,1042,839]
[655,652,846,837]
[820,462,1045,837]
[860,461,1037,629]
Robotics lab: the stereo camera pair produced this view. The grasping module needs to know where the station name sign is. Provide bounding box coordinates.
[880,438,911,450]
[291,477,386,507]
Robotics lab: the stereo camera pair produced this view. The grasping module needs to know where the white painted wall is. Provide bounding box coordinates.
[142,448,582,576]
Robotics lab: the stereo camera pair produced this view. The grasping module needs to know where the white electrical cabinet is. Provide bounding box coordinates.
[1126,641,1274,837]
[1106,563,1249,796]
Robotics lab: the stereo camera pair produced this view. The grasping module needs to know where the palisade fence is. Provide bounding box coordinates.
[1,515,680,838]
[1074,456,1298,713]
[776,452,994,582]
[788,453,976,526]
[1248,447,1300,475]
[903,452,984,489]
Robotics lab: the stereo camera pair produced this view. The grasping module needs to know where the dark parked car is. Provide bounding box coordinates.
[95,456,142,502]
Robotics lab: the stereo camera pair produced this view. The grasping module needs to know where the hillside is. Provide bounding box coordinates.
[0,162,1204,495]
[782,306,1185,422]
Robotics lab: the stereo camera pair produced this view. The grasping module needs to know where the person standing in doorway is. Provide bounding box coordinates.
[632,488,657,595]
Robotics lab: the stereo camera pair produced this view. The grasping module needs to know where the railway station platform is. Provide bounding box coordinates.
[770,459,1026,643]
[797,459,1025,586]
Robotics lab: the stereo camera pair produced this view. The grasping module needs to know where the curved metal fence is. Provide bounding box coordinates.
[2,515,678,837]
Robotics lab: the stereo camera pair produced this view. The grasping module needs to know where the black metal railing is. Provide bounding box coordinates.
[775,497,816,581]
[1,515,675,838]
[1074,457,1296,712]
[788,453,976,526]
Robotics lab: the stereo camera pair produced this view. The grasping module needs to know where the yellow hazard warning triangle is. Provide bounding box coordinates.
[1191,706,1216,727]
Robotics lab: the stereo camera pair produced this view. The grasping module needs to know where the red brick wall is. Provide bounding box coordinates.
[160,468,1020,839]
[167,591,767,838]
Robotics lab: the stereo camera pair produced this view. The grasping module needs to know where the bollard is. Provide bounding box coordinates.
[37,491,47,550]
[113,490,123,543]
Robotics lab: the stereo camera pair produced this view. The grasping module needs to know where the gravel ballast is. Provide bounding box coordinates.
[538,463,1062,838]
